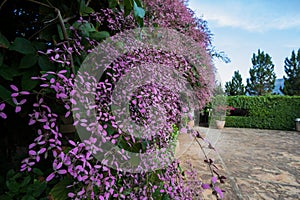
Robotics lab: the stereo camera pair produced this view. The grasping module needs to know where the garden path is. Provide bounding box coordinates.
[177,127,300,200]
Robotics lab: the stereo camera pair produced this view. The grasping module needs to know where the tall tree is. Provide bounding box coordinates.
[280,49,300,95]
[246,49,276,95]
[225,70,245,96]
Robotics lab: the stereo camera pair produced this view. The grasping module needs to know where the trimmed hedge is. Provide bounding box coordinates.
[225,95,300,130]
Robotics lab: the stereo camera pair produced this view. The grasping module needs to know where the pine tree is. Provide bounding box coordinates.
[246,49,276,95]
[280,49,300,95]
[225,70,245,96]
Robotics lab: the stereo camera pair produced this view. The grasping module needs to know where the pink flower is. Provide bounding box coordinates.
[12,98,27,113]
[0,103,7,119]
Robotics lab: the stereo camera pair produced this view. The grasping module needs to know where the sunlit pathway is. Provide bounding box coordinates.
[178,127,300,200]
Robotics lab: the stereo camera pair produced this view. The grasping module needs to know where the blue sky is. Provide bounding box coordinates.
[188,0,300,85]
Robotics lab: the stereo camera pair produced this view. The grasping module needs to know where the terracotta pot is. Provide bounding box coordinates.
[215,120,225,129]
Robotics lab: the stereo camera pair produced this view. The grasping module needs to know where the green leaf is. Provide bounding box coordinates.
[20,176,31,187]
[9,38,35,55]
[21,195,36,200]
[38,56,56,71]
[19,54,38,69]
[134,0,143,7]
[6,170,15,179]
[27,182,47,198]
[32,41,47,51]
[57,25,64,41]
[0,64,20,81]
[108,0,119,8]
[133,1,145,18]
[0,194,13,200]
[82,7,95,16]
[0,32,10,48]
[32,168,44,176]
[80,23,96,37]
[72,21,96,37]
[49,178,73,200]
[124,0,133,16]
[0,85,13,106]
[90,31,110,41]
[79,0,86,15]
[22,71,39,91]
[6,180,19,194]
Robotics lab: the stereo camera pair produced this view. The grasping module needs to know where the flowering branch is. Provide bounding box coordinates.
[26,0,75,74]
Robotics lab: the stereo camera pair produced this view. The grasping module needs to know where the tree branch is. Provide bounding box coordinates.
[0,0,8,10]
[26,0,75,75]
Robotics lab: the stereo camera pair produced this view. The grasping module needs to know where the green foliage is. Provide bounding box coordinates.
[246,49,276,96]
[280,49,300,95]
[49,178,73,200]
[0,32,10,48]
[0,169,48,200]
[225,70,245,96]
[210,95,227,121]
[226,95,300,130]
[9,38,36,55]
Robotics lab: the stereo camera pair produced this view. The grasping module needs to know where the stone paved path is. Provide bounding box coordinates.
[177,127,300,200]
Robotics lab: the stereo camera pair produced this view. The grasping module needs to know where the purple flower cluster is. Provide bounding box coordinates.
[0,1,225,199]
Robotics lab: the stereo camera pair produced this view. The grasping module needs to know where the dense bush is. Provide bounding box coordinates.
[0,0,225,199]
[226,95,300,130]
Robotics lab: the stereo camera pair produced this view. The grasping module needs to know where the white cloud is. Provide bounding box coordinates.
[189,0,300,32]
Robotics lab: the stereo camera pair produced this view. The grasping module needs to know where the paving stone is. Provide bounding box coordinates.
[178,127,300,199]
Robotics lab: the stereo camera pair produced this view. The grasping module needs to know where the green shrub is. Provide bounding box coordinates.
[226,95,300,130]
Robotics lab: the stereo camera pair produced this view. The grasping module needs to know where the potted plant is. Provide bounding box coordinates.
[210,95,234,129]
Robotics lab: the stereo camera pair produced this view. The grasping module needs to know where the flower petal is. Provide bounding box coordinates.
[0,112,7,119]
[214,186,224,199]
[212,176,218,184]
[10,85,19,92]
[20,91,30,95]
[201,183,210,189]
[46,172,55,182]
[15,106,21,113]
[0,103,5,110]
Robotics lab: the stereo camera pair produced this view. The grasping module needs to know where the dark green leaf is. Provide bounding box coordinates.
[90,31,110,41]
[135,17,144,27]
[134,0,143,7]
[19,54,38,69]
[79,23,96,37]
[20,176,31,187]
[32,41,47,51]
[133,0,145,18]
[9,38,35,55]
[79,0,86,15]
[57,25,64,41]
[49,178,73,200]
[73,21,96,37]
[6,180,19,194]
[108,0,119,8]
[124,0,133,16]
[0,32,10,48]
[27,182,47,198]
[0,195,13,200]
[0,64,20,81]
[32,168,44,176]
[82,7,95,16]
[38,56,56,71]
[0,85,13,106]
[21,195,35,200]
[6,170,15,179]
[22,71,39,91]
